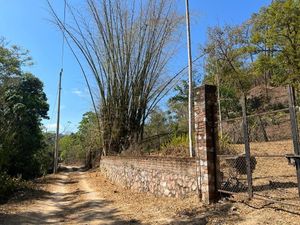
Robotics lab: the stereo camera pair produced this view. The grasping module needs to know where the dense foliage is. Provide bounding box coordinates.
[59,112,101,166]
[0,41,49,179]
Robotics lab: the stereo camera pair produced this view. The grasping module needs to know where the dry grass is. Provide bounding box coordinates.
[1,140,300,224]
[219,140,299,206]
[86,167,300,224]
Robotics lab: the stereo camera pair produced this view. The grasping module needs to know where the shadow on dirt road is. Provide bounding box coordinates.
[0,166,142,225]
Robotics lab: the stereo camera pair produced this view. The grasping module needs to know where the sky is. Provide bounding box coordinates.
[0,0,271,133]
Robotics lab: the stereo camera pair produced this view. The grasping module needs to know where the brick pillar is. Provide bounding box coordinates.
[194,85,219,204]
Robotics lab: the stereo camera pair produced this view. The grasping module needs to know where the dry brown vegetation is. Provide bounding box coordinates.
[0,156,299,224]
[219,140,299,207]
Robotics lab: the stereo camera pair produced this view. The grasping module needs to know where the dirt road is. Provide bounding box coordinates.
[0,166,144,224]
[0,166,207,224]
[0,166,299,225]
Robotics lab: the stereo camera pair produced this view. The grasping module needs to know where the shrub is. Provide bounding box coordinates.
[0,172,31,203]
[160,134,189,157]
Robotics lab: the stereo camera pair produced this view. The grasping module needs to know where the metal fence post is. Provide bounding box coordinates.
[287,85,300,197]
[241,94,253,199]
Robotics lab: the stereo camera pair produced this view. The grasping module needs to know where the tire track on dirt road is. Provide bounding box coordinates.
[65,169,127,224]
[0,166,140,225]
[0,171,71,224]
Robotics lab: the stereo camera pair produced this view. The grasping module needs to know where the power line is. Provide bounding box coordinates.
[61,0,67,68]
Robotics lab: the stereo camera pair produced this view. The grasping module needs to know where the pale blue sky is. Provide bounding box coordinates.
[0,0,271,133]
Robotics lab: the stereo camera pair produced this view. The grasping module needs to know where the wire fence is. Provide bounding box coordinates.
[217,85,300,206]
[123,84,300,206]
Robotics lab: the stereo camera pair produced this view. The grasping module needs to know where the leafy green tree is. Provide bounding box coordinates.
[59,112,101,167]
[0,39,32,107]
[0,41,49,179]
[0,74,49,178]
[250,0,300,86]
[39,132,56,174]
[144,107,169,137]
[203,24,255,96]
[202,0,300,117]
[77,112,101,167]
[167,80,189,133]
[59,134,83,164]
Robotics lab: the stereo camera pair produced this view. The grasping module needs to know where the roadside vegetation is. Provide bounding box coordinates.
[59,111,101,167]
[1,0,299,204]
[0,39,51,200]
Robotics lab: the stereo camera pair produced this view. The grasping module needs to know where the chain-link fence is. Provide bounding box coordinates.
[217,85,300,206]
[252,155,299,205]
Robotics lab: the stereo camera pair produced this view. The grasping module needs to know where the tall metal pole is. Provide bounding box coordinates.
[241,94,253,199]
[185,0,194,157]
[287,85,300,197]
[54,69,63,174]
[216,72,223,138]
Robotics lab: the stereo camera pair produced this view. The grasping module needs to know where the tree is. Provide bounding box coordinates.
[203,24,255,96]
[0,41,49,179]
[78,112,101,167]
[0,74,49,178]
[0,39,32,107]
[39,132,56,174]
[144,107,169,137]
[59,112,102,167]
[201,1,300,143]
[59,134,83,164]
[167,80,189,133]
[250,0,300,86]
[202,0,300,115]
[48,0,181,154]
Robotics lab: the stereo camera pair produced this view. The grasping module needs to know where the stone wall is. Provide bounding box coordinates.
[99,156,199,198]
[99,84,219,203]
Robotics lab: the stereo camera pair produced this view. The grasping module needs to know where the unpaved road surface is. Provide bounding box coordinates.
[0,166,300,224]
[0,166,140,224]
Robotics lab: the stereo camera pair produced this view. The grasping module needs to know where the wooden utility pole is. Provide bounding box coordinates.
[185,0,194,157]
[54,69,63,174]
[53,0,66,174]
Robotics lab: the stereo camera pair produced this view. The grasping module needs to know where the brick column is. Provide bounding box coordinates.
[194,85,219,204]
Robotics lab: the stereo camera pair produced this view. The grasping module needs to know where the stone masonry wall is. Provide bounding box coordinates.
[100,156,199,198]
[99,84,219,202]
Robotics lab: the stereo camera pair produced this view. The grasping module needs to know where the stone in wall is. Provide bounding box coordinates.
[99,156,200,198]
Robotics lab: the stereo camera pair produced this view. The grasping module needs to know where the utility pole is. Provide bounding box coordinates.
[216,71,223,138]
[185,0,194,157]
[53,0,66,174]
[54,69,63,174]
